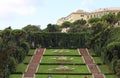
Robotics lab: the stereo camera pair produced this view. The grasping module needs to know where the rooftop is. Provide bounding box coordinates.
[93,7,120,12]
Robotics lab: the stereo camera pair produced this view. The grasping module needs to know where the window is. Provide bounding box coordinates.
[80,14,84,17]
[87,16,89,19]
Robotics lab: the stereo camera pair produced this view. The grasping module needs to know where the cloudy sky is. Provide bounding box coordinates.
[0,0,120,30]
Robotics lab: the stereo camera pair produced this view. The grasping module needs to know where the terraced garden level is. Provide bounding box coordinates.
[10,49,116,78]
[41,56,84,64]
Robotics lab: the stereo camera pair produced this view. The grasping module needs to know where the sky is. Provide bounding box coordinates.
[0,0,120,30]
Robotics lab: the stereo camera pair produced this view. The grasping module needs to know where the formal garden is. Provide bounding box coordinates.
[1,12,120,78]
[9,49,116,78]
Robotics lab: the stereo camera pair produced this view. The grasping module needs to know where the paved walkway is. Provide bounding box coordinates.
[79,48,105,78]
[23,48,45,78]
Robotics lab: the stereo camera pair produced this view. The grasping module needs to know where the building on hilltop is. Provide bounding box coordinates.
[57,10,88,25]
[65,10,88,23]
[57,7,120,25]
[88,7,120,19]
[57,17,66,26]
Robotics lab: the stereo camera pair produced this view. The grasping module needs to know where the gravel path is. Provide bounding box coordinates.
[23,48,45,78]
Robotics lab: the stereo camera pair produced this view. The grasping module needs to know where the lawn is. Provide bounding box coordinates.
[105,75,117,78]
[35,75,92,78]
[9,74,22,78]
[41,56,84,64]
[28,49,36,55]
[93,57,103,64]
[10,48,117,78]
[37,65,89,73]
[16,64,27,72]
[23,56,32,63]
[44,49,79,55]
[99,65,113,73]
[88,49,96,55]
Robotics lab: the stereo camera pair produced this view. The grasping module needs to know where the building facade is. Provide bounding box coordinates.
[57,7,120,25]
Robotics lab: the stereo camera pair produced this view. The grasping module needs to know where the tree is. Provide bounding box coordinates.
[117,12,120,26]
[1,29,11,42]
[22,24,41,32]
[46,24,60,32]
[0,28,30,78]
[73,19,86,26]
[0,32,16,78]
[11,29,27,46]
[68,25,88,33]
[91,21,107,35]
[117,12,120,21]
[20,42,30,55]
[10,30,28,63]
[106,42,120,61]
[88,18,101,24]
[61,21,72,28]
[68,19,87,33]
[115,60,120,78]
[101,13,118,27]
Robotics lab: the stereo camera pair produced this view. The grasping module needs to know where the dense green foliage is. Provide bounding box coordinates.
[61,21,72,28]
[73,19,86,26]
[45,24,60,32]
[22,24,41,32]
[1,12,120,78]
[115,60,120,78]
[101,13,118,27]
[0,29,30,78]
[117,12,120,21]
[27,32,89,48]
[87,12,120,77]
[68,19,88,33]
[88,18,101,24]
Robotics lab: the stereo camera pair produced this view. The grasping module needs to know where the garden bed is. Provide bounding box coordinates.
[41,56,84,64]
[44,49,79,55]
[37,65,89,73]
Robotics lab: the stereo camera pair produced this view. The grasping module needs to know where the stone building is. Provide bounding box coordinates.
[57,7,120,25]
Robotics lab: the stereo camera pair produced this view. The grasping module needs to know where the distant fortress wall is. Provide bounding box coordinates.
[57,7,120,25]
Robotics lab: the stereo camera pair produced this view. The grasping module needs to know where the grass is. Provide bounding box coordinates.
[44,49,79,55]
[105,75,117,78]
[93,57,103,64]
[37,65,89,73]
[99,65,113,73]
[10,48,116,78]
[16,63,27,72]
[23,56,32,63]
[41,56,84,64]
[28,49,35,55]
[35,75,92,78]
[88,49,96,55]
[9,74,22,78]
